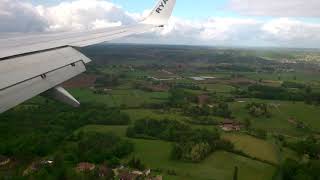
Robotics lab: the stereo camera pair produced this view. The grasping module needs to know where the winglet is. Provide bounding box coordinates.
[142,0,176,26]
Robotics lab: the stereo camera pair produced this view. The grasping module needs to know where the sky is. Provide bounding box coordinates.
[1,0,320,48]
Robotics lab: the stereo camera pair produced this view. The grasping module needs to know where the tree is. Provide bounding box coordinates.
[212,103,232,118]
[77,132,134,163]
[128,157,146,170]
[189,143,211,162]
[244,118,251,130]
[281,159,320,180]
[246,102,271,117]
[233,166,238,180]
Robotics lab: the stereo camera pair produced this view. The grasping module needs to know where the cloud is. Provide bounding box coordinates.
[117,17,261,46]
[261,18,320,47]
[0,0,47,32]
[199,18,260,42]
[0,0,320,48]
[229,0,320,17]
[37,0,136,31]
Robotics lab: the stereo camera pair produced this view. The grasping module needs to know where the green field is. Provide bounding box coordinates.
[75,125,128,137]
[123,109,188,122]
[131,139,276,180]
[230,99,320,136]
[222,133,279,164]
[241,72,320,83]
[70,88,168,107]
[199,83,235,93]
[75,125,276,180]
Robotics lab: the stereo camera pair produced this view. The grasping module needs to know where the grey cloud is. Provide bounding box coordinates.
[0,0,48,32]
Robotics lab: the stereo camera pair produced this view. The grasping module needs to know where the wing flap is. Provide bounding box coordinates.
[0,60,86,113]
[0,47,91,90]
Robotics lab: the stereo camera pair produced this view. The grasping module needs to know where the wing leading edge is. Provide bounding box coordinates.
[0,0,176,113]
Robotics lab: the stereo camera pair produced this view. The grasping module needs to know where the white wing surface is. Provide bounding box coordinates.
[0,0,176,113]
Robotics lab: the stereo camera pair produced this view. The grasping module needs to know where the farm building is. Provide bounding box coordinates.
[220,119,242,132]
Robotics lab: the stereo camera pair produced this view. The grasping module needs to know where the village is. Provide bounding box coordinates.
[0,157,163,180]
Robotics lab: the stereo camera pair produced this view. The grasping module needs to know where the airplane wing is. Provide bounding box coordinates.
[0,0,176,113]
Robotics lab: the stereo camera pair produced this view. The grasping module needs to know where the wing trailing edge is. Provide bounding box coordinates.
[0,47,87,113]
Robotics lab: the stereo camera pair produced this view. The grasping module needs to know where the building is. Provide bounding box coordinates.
[144,169,151,176]
[23,161,42,176]
[98,165,112,177]
[220,119,242,132]
[119,171,139,180]
[198,94,210,106]
[0,156,10,166]
[132,170,143,176]
[76,162,96,172]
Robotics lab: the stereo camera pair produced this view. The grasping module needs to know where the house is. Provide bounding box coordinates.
[0,155,10,166]
[76,162,96,172]
[288,117,297,125]
[132,170,143,176]
[23,161,42,176]
[22,159,53,176]
[144,169,151,176]
[220,119,242,132]
[150,84,170,92]
[198,94,210,106]
[154,176,163,180]
[98,165,112,177]
[119,171,139,180]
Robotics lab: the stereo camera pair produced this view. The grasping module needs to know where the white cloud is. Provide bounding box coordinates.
[0,0,320,48]
[199,18,260,42]
[261,18,320,46]
[229,0,320,17]
[38,0,135,31]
